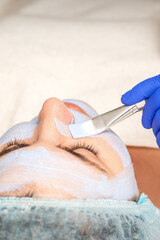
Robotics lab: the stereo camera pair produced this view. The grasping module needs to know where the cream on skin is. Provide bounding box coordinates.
[0,146,137,200]
[0,98,139,200]
[54,117,131,168]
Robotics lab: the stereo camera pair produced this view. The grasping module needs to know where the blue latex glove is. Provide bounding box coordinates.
[121,74,160,148]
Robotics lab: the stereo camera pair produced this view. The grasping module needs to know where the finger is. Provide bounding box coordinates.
[121,74,160,105]
[156,131,160,148]
[152,109,160,137]
[142,88,160,129]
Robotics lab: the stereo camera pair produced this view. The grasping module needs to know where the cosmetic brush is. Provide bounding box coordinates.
[68,100,145,138]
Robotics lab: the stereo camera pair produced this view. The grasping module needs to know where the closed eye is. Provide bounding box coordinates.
[0,139,30,157]
[66,142,98,156]
[0,139,108,177]
[0,140,99,158]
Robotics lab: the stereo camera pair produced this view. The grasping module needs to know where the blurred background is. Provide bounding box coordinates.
[0,0,160,147]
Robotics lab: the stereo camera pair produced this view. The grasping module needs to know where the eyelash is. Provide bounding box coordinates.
[4,139,98,156]
[0,139,30,157]
[71,142,98,156]
[6,139,27,148]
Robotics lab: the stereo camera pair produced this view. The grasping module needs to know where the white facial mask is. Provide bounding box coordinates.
[0,99,139,200]
[0,146,138,200]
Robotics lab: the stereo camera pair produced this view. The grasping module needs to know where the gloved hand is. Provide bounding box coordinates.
[121,74,160,148]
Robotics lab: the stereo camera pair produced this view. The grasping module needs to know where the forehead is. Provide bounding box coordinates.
[0,146,109,199]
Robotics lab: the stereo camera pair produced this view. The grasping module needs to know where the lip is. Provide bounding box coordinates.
[64,102,91,118]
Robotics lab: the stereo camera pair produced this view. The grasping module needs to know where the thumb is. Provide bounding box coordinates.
[121,74,160,105]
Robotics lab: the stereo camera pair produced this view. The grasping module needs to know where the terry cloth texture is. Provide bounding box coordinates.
[0,194,160,240]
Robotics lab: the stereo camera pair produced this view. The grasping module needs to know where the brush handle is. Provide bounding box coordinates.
[118,100,145,122]
[104,100,146,128]
[138,106,144,111]
[136,100,146,112]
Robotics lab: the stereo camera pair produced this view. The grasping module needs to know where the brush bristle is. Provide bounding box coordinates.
[69,120,97,138]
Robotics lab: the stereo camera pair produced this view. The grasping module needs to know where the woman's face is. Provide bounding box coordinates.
[0,98,136,200]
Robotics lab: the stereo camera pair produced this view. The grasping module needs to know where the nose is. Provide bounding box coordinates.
[37,98,74,146]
